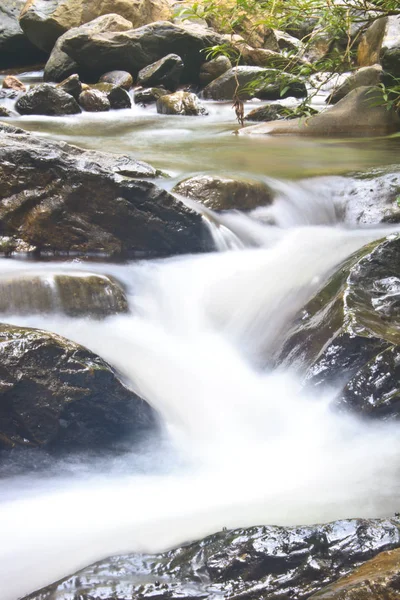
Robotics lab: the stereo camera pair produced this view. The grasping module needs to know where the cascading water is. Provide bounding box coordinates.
[1,180,400,600]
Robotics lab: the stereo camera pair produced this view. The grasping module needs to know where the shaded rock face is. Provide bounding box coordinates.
[19,0,172,53]
[137,53,184,92]
[61,21,226,83]
[309,548,400,599]
[327,64,383,104]
[0,272,128,318]
[44,14,133,83]
[56,73,82,99]
[0,0,46,67]
[242,87,400,137]
[99,70,133,90]
[23,517,400,600]
[199,55,232,86]
[156,91,208,116]
[0,322,157,452]
[134,86,169,105]
[357,17,387,67]
[276,235,400,418]
[78,88,110,111]
[108,86,132,109]
[245,103,287,122]
[15,83,81,115]
[0,127,213,258]
[174,175,274,211]
[202,66,306,101]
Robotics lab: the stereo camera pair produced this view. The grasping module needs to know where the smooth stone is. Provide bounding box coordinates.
[56,73,82,100]
[0,0,45,67]
[99,70,133,90]
[108,86,132,109]
[15,83,81,116]
[78,88,110,112]
[2,75,26,92]
[326,64,383,104]
[137,53,184,91]
[245,103,287,121]
[134,87,170,105]
[156,90,208,115]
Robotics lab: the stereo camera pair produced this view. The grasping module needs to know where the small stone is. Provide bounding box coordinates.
[57,74,82,100]
[2,75,26,93]
[134,87,170,105]
[156,91,208,116]
[79,89,110,112]
[99,70,133,90]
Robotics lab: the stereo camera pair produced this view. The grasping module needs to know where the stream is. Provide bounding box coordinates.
[1,72,400,600]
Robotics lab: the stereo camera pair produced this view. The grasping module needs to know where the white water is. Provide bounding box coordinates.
[1,191,400,599]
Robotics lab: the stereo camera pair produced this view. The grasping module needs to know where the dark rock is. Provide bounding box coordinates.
[174,175,274,210]
[202,66,306,101]
[0,0,46,68]
[276,235,400,419]
[78,88,110,112]
[137,53,184,91]
[108,86,132,109]
[0,272,128,318]
[15,83,81,116]
[61,21,226,83]
[156,91,208,115]
[2,75,26,92]
[19,0,172,54]
[0,128,213,258]
[382,46,400,79]
[0,322,156,452]
[199,55,232,86]
[44,14,133,83]
[23,517,400,600]
[309,547,400,599]
[56,73,82,100]
[99,70,133,90]
[134,86,170,105]
[327,65,383,104]
[241,87,400,136]
[245,103,287,122]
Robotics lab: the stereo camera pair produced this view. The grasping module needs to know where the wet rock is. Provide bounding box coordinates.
[44,14,133,83]
[309,547,400,599]
[174,175,274,210]
[0,272,128,318]
[137,54,184,91]
[19,0,172,53]
[99,70,133,90]
[61,21,225,83]
[0,323,156,452]
[241,87,400,136]
[0,88,19,100]
[2,75,26,93]
[343,169,400,225]
[15,83,81,116]
[108,86,132,110]
[78,88,110,112]
[0,126,213,258]
[56,73,82,100]
[0,106,14,117]
[156,91,208,116]
[276,235,400,418]
[327,65,384,104]
[238,44,295,69]
[199,55,232,86]
[134,86,170,105]
[245,103,287,122]
[0,0,45,68]
[23,517,400,600]
[202,66,306,101]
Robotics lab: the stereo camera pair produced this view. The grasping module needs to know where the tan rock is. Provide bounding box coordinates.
[357,17,388,67]
[20,0,173,52]
[2,75,26,92]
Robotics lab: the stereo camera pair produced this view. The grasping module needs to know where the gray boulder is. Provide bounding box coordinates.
[173,175,274,210]
[15,83,81,116]
[61,21,225,83]
[0,323,156,452]
[137,53,184,91]
[0,0,45,67]
[156,91,208,115]
[0,125,213,258]
[44,14,133,83]
[199,55,232,86]
[327,64,383,104]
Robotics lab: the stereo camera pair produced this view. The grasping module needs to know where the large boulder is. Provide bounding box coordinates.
[23,517,400,600]
[199,55,232,86]
[15,83,81,115]
[276,235,400,419]
[0,0,45,67]
[137,53,184,91]
[0,125,213,258]
[358,15,400,78]
[156,91,208,115]
[309,548,400,599]
[0,272,128,318]
[202,66,306,101]
[44,14,133,83]
[173,175,274,210]
[0,322,156,452]
[326,64,383,104]
[241,87,400,136]
[19,0,172,53]
[59,21,226,83]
